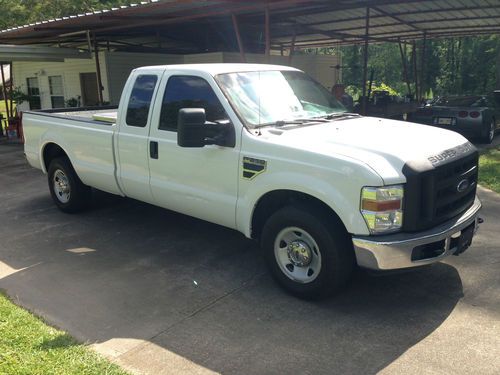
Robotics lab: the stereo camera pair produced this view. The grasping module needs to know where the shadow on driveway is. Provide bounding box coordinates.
[0,144,464,374]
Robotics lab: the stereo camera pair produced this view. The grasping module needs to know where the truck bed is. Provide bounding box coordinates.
[22,106,122,196]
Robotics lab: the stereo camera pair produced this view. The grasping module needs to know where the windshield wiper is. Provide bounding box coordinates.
[255,117,330,129]
[318,112,360,120]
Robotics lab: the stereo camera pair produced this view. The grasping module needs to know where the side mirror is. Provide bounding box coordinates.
[177,108,236,148]
[177,108,206,148]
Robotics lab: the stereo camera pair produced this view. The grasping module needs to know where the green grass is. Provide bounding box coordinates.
[0,292,129,375]
[478,147,500,193]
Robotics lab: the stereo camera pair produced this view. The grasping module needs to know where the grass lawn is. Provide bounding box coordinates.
[0,292,128,375]
[478,146,500,193]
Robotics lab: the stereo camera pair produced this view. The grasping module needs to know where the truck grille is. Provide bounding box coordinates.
[402,144,478,232]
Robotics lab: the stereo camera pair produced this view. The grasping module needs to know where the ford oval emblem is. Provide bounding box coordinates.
[457,179,470,193]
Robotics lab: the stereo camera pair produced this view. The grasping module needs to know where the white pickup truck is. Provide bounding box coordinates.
[23,64,481,298]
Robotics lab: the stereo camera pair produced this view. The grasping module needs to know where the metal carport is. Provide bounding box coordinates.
[1,0,500,115]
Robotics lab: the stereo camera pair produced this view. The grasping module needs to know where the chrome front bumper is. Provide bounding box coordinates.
[352,196,482,270]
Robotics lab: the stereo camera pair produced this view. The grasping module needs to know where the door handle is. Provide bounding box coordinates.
[150,141,158,159]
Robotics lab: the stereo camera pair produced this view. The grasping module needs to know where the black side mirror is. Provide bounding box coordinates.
[177,108,235,148]
[177,108,207,147]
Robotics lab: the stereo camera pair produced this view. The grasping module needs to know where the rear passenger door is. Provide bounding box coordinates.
[117,71,163,204]
[148,73,240,229]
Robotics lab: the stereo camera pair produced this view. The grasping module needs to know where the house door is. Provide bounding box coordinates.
[80,73,99,106]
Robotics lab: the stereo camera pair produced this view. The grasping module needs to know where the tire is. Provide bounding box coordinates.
[481,120,495,144]
[48,157,91,213]
[261,205,355,299]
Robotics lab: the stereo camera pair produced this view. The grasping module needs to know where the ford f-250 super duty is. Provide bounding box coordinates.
[23,64,482,298]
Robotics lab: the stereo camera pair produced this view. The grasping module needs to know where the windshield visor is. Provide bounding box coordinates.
[216,70,346,127]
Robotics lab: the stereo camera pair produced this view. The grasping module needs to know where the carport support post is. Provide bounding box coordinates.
[398,40,412,97]
[361,7,370,116]
[412,42,419,103]
[1,63,11,123]
[231,14,246,63]
[288,29,296,65]
[420,31,427,101]
[265,6,270,63]
[93,34,104,106]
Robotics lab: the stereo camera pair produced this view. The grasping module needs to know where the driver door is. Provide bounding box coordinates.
[148,73,240,229]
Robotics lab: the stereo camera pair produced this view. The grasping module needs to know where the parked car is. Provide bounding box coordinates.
[412,95,499,143]
[23,64,482,299]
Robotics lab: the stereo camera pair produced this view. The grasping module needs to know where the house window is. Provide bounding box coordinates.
[49,76,65,108]
[26,77,41,110]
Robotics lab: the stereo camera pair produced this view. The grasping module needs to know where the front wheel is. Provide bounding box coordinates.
[48,157,91,213]
[261,205,354,299]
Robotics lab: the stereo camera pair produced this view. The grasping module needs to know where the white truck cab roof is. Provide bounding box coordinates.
[133,63,299,76]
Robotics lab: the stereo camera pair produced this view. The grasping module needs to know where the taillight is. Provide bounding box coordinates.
[419,109,432,116]
[470,111,480,118]
[458,111,468,118]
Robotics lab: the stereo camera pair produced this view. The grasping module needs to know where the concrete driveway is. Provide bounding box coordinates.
[0,143,499,375]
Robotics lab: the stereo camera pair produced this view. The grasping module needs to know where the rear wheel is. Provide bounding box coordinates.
[261,205,354,299]
[48,157,91,213]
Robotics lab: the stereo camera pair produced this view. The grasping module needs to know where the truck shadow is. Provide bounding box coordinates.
[1,188,463,374]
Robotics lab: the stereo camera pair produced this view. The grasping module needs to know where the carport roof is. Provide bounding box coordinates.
[0,0,499,52]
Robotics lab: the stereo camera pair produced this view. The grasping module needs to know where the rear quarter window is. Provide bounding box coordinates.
[126,74,158,127]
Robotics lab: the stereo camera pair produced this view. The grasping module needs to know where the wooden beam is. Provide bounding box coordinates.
[361,7,370,116]
[288,28,297,64]
[398,39,412,96]
[265,6,271,62]
[93,34,104,106]
[231,14,246,63]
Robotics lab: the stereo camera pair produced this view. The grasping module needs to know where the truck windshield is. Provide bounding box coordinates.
[216,70,346,128]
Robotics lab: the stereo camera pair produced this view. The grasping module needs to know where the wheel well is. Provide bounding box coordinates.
[42,143,68,171]
[250,190,346,240]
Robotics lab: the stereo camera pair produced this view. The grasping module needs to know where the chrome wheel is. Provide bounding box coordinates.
[274,226,322,283]
[53,169,70,203]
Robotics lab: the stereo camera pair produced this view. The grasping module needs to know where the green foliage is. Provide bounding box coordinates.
[9,87,29,105]
[0,292,129,374]
[341,36,500,98]
[370,82,400,96]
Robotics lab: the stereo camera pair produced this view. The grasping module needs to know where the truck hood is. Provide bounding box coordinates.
[261,116,471,184]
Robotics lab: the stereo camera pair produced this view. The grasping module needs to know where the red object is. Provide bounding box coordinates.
[419,108,433,116]
[458,111,468,118]
[469,111,480,118]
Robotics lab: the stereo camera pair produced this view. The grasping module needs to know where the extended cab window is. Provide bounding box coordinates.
[159,75,226,131]
[126,74,158,127]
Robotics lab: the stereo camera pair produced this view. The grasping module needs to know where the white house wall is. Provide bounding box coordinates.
[104,51,183,104]
[12,52,110,111]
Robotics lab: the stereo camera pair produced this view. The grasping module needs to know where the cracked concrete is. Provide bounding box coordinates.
[0,142,499,374]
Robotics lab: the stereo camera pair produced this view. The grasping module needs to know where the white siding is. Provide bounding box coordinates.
[12,52,111,111]
[104,51,183,104]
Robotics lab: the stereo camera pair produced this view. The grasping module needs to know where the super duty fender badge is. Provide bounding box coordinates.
[243,157,266,179]
[427,142,475,166]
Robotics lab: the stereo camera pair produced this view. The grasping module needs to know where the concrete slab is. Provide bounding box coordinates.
[0,143,499,374]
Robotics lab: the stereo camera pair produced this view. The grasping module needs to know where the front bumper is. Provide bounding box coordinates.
[352,196,482,270]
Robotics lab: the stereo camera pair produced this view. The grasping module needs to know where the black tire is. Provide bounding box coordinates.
[261,205,355,299]
[48,157,91,213]
[481,120,495,144]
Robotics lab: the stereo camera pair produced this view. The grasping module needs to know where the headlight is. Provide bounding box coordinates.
[361,185,404,234]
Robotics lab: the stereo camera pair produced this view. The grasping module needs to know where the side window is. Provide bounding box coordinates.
[159,75,227,131]
[126,74,158,127]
